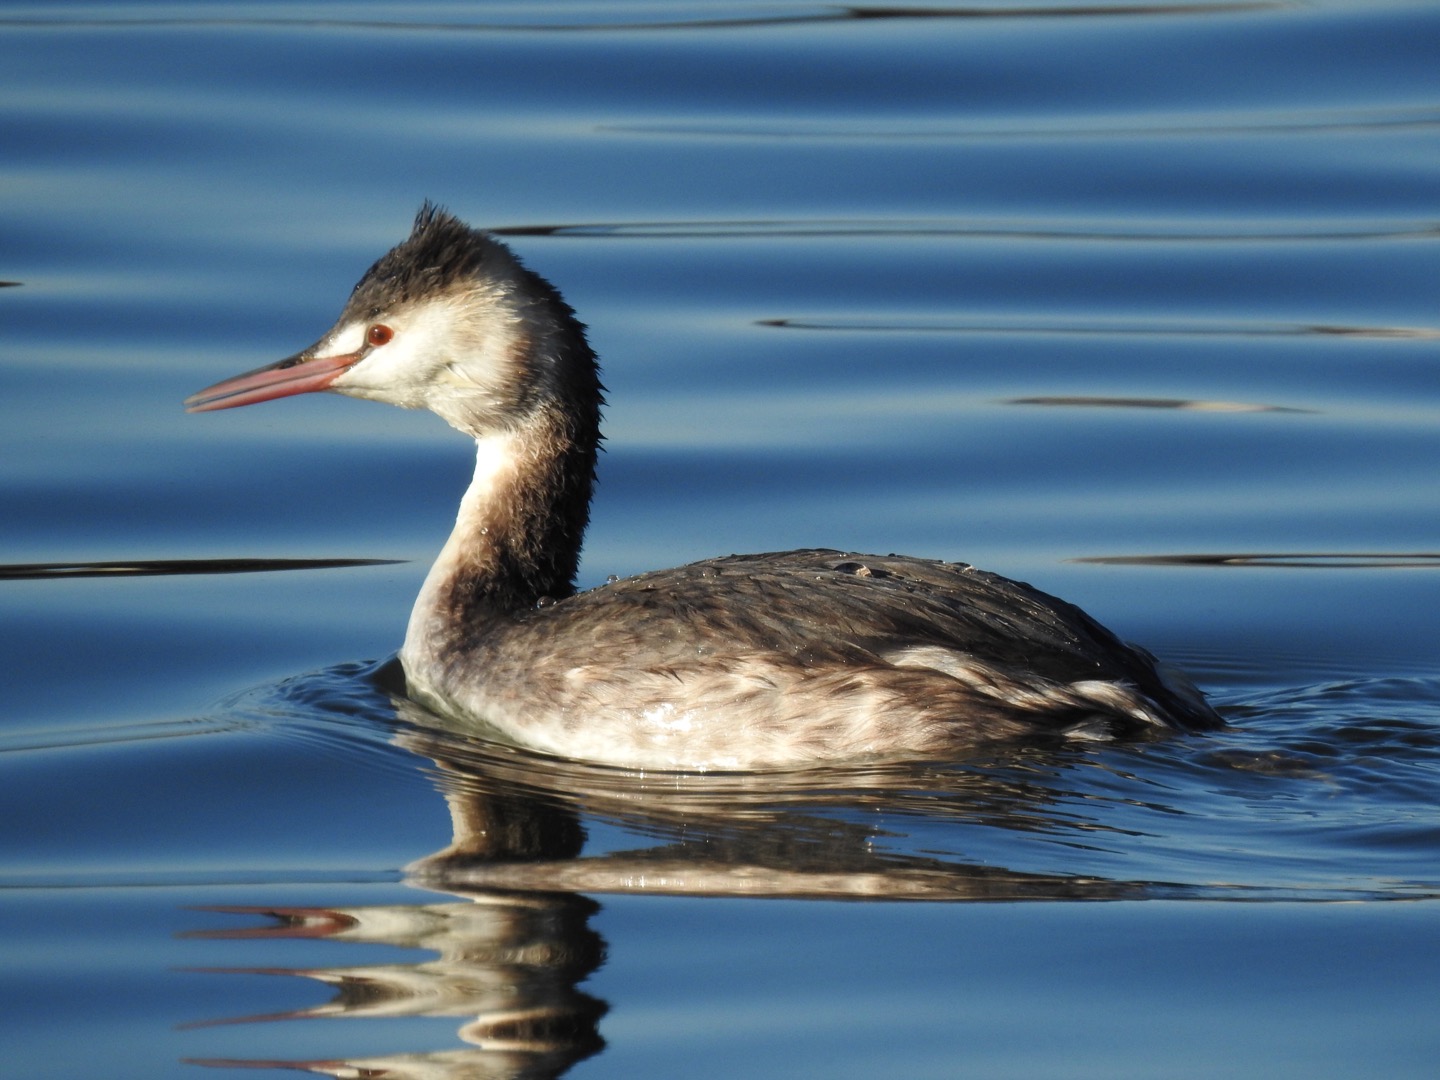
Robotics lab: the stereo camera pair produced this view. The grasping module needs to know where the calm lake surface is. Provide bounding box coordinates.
[3,2,1439,1076]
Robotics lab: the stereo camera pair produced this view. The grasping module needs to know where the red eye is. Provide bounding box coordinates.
[367,324,394,347]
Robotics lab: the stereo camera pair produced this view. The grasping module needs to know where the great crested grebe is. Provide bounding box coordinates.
[186,204,1221,769]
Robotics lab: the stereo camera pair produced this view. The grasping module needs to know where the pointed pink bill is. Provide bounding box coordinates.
[184,350,361,413]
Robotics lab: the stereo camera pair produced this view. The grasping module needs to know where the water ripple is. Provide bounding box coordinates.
[1077,552,1440,570]
[0,557,402,581]
[761,314,1439,339]
[1007,395,1310,412]
[0,3,1285,35]
[607,104,1440,141]
[497,217,1439,243]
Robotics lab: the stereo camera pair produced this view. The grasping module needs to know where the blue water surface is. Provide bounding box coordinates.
[2,2,1438,1077]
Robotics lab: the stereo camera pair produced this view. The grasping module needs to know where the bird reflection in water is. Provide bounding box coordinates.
[187,892,607,1079]
[183,663,1175,1079]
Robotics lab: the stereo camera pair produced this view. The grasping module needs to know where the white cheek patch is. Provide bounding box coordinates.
[326,289,528,429]
[329,311,444,399]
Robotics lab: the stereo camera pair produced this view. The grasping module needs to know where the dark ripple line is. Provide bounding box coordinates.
[1007,395,1312,413]
[1075,553,1440,570]
[0,4,1283,35]
[496,219,1439,244]
[0,717,237,755]
[761,316,1437,340]
[0,557,402,581]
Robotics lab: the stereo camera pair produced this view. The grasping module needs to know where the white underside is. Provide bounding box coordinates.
[401,646,1178,772]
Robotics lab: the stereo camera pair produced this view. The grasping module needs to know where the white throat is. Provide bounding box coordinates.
[401,430,522,674]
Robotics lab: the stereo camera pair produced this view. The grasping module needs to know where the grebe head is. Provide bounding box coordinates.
[184,203,600,441]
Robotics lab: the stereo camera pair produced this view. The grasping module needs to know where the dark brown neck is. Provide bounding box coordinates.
[402,404,596,663]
